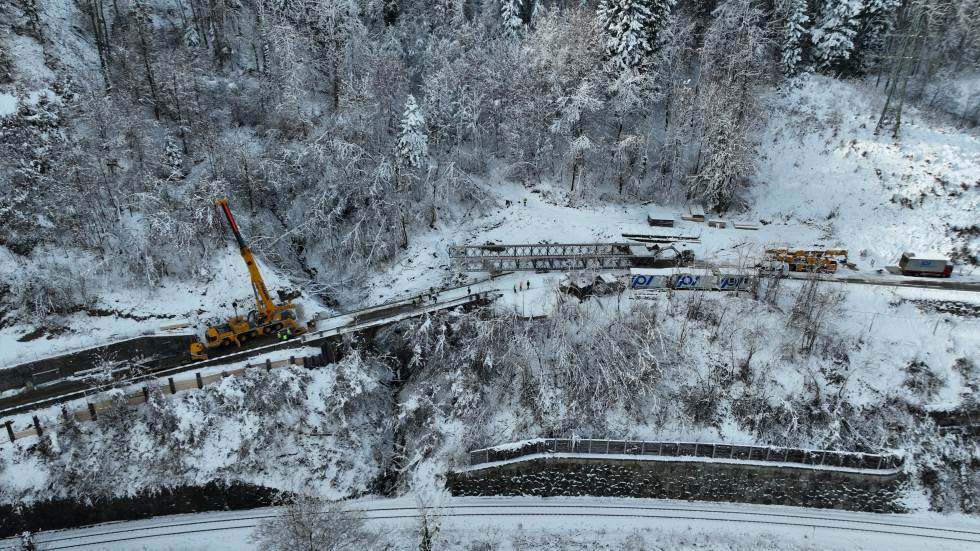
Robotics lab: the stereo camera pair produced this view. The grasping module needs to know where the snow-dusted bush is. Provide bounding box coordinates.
[249,492,379,551]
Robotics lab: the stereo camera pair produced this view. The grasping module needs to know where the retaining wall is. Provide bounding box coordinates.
[448,455,908,513]
[0,334,196,393]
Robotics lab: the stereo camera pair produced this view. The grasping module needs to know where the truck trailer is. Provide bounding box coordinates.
[898,252,953,278]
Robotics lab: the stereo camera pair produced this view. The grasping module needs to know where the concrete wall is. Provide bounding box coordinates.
[448,456,907,513]
[0,334,196,393]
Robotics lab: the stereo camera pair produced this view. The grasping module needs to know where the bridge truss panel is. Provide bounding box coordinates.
[449,243,647,272]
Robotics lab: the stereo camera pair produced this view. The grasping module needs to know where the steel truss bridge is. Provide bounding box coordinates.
[448,242,673,272]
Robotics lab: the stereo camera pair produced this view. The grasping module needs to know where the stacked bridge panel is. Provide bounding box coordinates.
[449,243,667,272]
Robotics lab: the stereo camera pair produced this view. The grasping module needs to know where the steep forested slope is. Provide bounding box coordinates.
[1,0,977,322]
[1,0,980,526]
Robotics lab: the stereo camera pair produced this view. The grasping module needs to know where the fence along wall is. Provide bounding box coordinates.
[449,439,907,513]
[1,350,332,446]
[467,439,903,471]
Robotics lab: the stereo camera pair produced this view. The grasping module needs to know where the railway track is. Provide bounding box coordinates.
[10,500,980,549]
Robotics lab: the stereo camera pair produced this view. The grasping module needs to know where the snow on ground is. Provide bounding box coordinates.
[5,496,980,551]
[0,246,311,369]
[751,77,980,273]
[3,75,978,366]
[1,73,979,538]
[0,94,15,117]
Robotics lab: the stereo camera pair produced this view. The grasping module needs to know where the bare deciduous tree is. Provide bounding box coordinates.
[249,492,377,551]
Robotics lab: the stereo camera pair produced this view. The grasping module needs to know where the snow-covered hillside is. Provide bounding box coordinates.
[2,72,980,512]
[1,0,980,545]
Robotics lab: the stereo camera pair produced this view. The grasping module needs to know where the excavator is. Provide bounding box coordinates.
[190,199,305,361]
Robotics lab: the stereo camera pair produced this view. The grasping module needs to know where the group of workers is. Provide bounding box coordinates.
[413,287,441,307]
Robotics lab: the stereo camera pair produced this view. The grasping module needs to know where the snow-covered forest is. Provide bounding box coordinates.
[1,0,977,311]
[1,0,980,545]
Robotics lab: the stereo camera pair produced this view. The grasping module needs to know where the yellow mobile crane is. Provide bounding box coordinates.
[190,199,305,360]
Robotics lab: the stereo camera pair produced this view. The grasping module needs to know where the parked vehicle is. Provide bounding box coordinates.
[898,253,953,278]
[763,249,848,272]
[628,269,755,292]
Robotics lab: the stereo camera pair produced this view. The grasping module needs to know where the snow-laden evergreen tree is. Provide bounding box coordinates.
[164,132,183,180]
[687,0,769,212]
[597,0,676,71]
[811,0,899,74]
[778,0,810,76]
[398,95,428,169]
[811,0,863,72]
[501,0,524,38]
[531,0,545,23]
[852,0,901,71]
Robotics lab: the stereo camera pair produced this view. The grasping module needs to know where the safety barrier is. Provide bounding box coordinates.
[0,348,333,446]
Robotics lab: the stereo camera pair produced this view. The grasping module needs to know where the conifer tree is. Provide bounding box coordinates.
[398,95,428,169]
[779,0,810,76]
[811,0,899,74]
[501,0,524,38]
[811,0,862,72]
[164,133,183,180]
[597,0,676,71]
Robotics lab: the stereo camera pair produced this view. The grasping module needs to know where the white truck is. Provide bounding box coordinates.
[898,252,953,278]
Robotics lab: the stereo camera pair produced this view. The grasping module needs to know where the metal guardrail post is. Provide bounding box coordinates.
[88,403,97,420]
[5,420,14,442]
[33,416,42,437]
[196,373,203,389]
[168,377,176,394]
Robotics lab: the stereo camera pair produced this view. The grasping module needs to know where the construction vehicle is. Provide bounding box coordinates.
[190,199,305,361]
[763,249,848,273]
